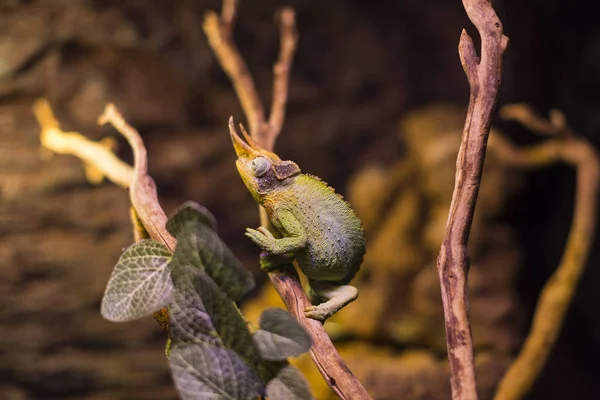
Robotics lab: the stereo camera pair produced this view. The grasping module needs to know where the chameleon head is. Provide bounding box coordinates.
[228,117,301,203]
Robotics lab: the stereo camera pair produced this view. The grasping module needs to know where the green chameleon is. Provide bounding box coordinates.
[228,118,366,322]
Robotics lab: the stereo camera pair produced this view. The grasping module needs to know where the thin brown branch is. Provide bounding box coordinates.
[98,104,176,251]
[203,3,265,140]
[437,1,508,399]
[204,2,370,399]
[35,99,177,251]
[488,111,600,400]
[269,268,372,400]
[220,0,237,32]
[500,103,573,136]
[130,207,151,243]
[266,7,298,149]
[34,99,132,188]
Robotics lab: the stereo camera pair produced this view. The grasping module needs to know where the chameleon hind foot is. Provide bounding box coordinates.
[304,280,358,322]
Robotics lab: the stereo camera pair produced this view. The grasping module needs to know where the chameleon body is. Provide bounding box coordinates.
[228,118,366,321]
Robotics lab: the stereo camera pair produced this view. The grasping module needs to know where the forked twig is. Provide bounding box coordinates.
[203,2,371,399]
[35,99,177,251]
[34,99,132,188]
[437,1,508,399]
[203,0,265,142]
[36,99,178,330]
[267,7,298,146]
[98,105,176,251]
[490,107,600,400]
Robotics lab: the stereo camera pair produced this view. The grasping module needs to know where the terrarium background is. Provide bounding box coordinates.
[0,0,599,399]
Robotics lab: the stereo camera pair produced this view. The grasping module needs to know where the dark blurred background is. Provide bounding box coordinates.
[0,0,599,399]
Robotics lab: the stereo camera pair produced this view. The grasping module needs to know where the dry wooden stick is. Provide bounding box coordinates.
[203,2,371,399]
[98,104,176,251]
[500,104,575,137]
[36,99,178,331]
[437,1,508,399]
[33,99,133,188]
[203,0,265,142]
[489,107,600,400]
[35,99,177,251]
[267,7,298,148]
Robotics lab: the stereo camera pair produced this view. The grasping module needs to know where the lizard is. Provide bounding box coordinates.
[227,117,366,322]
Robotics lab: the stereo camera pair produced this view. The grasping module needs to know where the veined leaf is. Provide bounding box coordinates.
[252,308,312,361]
[101,240,172,322]
[168,265,220,345]
[166,202,255,301]
[266,365,314,400]
[167,201,218,234]
[170,342,261,400]
[169,266,261,367]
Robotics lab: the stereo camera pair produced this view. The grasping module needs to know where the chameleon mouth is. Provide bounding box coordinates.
[235,158,266,201]
[235,159,251,181]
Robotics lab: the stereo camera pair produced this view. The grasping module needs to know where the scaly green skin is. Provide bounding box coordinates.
[248,174,364,283]
[227,119,366,321]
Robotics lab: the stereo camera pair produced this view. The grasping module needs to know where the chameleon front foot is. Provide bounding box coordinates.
[245,226,276,251]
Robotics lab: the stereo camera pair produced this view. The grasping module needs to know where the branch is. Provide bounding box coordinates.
[204,2,371,399]
[267,7,297,149]
[35,98,177,252]
[98,104,176,251]
[34,99,132,188]
[437,1,508,399]
[36,99,178,331]
[489,108,600,400]
[500,103,574,137]
[203,0,266,140]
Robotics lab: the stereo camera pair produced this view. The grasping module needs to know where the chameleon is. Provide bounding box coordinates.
[228,117,366,322]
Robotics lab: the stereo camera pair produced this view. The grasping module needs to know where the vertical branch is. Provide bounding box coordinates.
[203,2,371,399]
[266,7,298,150]
[437,1,508,399]
[203,0,266,140]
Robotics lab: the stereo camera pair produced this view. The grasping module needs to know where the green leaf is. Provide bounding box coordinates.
[168,265,220,345]
[101,240,172,322]
[252,308,312,361]
[170,342,262,400]
[167,201,218,235]
[166,201,255,301]
[169,265,262,367]
[266,365,314,400]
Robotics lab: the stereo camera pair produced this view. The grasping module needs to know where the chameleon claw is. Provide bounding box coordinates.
[304,305,333,322]
[257,226,275,239]
[245,228,274,251]
[245,227,262,239]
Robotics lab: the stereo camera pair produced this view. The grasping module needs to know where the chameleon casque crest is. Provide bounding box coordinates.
[228,118,366,321]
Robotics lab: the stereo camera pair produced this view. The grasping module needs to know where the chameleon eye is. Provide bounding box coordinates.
[251,157,271,177]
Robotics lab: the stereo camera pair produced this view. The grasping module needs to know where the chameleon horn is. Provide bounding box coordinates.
[237,121,282,162]
[228,117,254,157]
[238,123,262,150]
